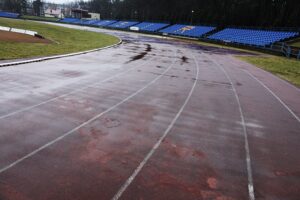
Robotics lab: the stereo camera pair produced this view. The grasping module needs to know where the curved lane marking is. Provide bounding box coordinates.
[0,50,177,174]
[203,53,255,200]
[111,50,199,200]
[0,57,154,120]
[244,70,300,123]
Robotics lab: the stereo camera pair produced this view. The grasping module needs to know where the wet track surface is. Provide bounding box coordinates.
[0,23,299,200]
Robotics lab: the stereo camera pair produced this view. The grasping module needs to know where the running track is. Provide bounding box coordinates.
[0,23,299,200]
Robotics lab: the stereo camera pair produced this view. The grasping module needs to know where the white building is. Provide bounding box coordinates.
[44,8,64,18]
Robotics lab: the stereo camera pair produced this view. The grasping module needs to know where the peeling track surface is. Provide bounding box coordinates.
[0,23,299,200]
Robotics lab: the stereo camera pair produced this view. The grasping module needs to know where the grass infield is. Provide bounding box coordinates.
[0,18,119,60]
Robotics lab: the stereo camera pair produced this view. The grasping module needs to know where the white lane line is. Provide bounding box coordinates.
[203,53,255,200]
[232,56,300,92]
[0,51,177,174]
[244,70,300,123]
[0,58,153,120]
[111,51,199,200]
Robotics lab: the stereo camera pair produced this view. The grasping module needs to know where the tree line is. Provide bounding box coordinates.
[88,0,300,27]
[1,0,300,27]
[0,0,27,14]
[0,0,42,15]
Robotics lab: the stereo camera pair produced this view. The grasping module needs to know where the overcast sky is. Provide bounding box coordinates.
[44,0,88,4]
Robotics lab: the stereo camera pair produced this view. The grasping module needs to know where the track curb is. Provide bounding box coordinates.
[0,37,122,68]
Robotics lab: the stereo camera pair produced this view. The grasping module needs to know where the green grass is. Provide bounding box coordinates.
[21,15,60,22]
[238,56,300,87]
[290,41,300,48]
[0,18,119,60]
[287,37,300,48]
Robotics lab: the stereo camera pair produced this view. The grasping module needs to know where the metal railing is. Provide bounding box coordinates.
[270,42,300,59]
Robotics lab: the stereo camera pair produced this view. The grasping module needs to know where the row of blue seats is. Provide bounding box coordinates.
[59,18,215,37]
[59,18,299,45]
[59,18,170,32]
[0,14,298,46]
[60,18,117,27]
[59,18,80,23]
[0,11,19,19]
[160,24,216,37]
[134,22,170,32]
[208,28,299,46]
[107,21,139,28]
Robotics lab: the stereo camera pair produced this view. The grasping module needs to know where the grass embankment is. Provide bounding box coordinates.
[238,56,300,87]
[0,17,119,60]
[287,37,300,48]
[21,15,60,22]
[290,42,300,48]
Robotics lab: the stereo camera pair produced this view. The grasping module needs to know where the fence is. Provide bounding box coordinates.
[270,42,300,59]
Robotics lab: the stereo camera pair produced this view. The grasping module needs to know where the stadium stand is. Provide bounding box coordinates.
[107,21,139,29]
[160,24,216,37]
[0,11,19,18]
[131,22,169,32]
[59,18,81,23]
[73,19,98,25]
[93,20,118,27]
[82,19,101,25]
[72,19,87,24]
[208,28,299,46]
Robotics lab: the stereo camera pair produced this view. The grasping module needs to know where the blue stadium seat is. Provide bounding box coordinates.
[131,22,169,32]
[59,18,81,23]
[208,28,299,46]
[0,11,19,18]
[107,21,139,29]
[82,19,101,25]
[160,24,216,37]
[93,20,118,27]
[60,18,103,25]
[72,19,89,24]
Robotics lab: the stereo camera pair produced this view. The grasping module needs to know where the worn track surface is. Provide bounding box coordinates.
[0,23,299,200]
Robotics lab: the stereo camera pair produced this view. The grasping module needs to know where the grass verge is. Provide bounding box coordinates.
[238,56,300,87]
[287,37,300,48]
[21,15,60,22]
[290,42,300,48]
[0,18,119,60]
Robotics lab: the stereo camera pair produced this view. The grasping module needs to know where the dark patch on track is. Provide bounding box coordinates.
[181,56,189,65]
[145,44,152,52]
[58,70,85,78]
[121,39,133,44]
[101,118,121,128]
[126,44,152,63]
[129,52,147,63]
